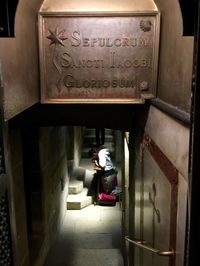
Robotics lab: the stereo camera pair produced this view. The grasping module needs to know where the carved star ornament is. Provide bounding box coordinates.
[46,27,68,46]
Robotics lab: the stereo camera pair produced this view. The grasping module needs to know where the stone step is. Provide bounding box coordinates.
[67,188,93,210]
[83,134,114,143]
[69,180,84,194]
[79,158,95,172]
[71,166,86,181]
[56,248,124,266]
[79,159,96,188]
[85,128,114,135]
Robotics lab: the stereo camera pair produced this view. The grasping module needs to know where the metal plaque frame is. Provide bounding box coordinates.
[38,12,160,104]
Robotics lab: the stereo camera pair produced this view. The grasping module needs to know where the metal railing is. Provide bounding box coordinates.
[125,236,175,257]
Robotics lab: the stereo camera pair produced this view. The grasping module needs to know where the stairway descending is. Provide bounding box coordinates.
[66,128,115,210]
[44,203,124,266]
[45,128,124,266]
[67,166,93,210]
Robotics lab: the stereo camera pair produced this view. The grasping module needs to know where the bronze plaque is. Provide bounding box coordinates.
[39,13,160,103]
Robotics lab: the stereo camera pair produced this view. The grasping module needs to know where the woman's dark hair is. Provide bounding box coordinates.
[88,145,104,158]
[88,148,97,158]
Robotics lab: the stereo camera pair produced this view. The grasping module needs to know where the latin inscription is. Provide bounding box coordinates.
[41,16,159,101]
[61,52,151,69]
[71,31,152,48]
[63,75,136,89]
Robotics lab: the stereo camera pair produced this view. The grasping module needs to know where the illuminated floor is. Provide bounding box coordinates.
[44,129,124,265]
[44,203,124,266]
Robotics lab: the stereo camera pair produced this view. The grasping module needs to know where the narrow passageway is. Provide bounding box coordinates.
[44,128,124,266]
[44,202,123,266]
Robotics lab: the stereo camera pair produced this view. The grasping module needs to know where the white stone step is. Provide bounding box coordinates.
[67,188,93,210]
[69,180,84,194]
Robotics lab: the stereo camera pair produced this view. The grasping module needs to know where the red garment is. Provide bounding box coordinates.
[99,193,116,202]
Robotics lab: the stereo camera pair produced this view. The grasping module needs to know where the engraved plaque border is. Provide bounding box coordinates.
[38,11,160,104]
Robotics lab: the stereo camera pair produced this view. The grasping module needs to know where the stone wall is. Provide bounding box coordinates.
[5,125,84,265]
[129,106,189,266]
[0,0,44,120]
[154,0,193,113]
[5,127,29,266]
